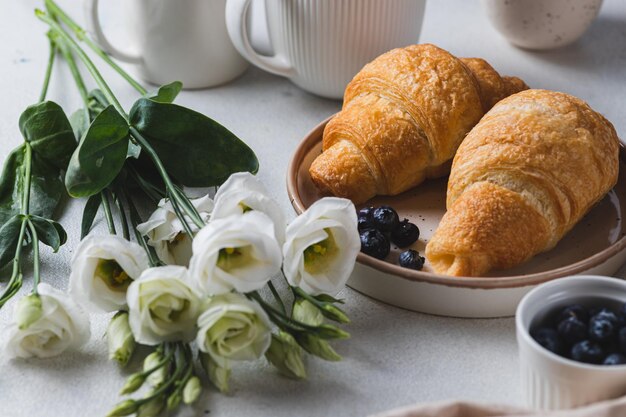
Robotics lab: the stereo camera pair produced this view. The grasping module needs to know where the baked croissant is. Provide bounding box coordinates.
[426,89,620,277]
[309,43,528,204]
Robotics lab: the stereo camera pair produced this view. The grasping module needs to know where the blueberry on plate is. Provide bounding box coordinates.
[619,327,626,355]
[557,317,587,346]
[398,249,425,270]
[358,216,375,232]
[531,328,562,354]
[391,219,420,247]
[360,229,390,260]
[603,353,626,366]
[571,340,604,364]
[588,316,615,343]
[556,304,589,325]
[357,206,375,219]
[372,206,400,233]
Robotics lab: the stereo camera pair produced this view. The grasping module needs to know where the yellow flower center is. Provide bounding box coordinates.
[303,229,338,274]
[95,259,132,292]
[239,202,253,213]
[217,246,253,271]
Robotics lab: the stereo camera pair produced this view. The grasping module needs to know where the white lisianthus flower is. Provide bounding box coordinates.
[212,172,286,244]
[189,211,282,295]
[136,195,213,266]
[127,265,202,345]
[4,284,90,359]
[196,293,271,366]
[70,234,150,312]
[283,197,359,296]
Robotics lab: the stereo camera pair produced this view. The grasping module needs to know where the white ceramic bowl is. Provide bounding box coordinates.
[516,275,626,410]
[481,0,603,50]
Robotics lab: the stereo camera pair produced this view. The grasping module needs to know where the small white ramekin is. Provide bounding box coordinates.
[516,275,626,410]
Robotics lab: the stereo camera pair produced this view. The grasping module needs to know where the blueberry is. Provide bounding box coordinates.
[619,327,626,355]
[372,206,400,233]
[556,304,589,325]
[357,206,375,220]
[592,308,619,325]
[571,340,604,364]
[531,328,562,354]
[557,317,587,346]
[588,317,615,343]
[360,229,390,260]
[603,353,626,366]
[398,249,425,270]
[391,219,420,247]
[358,216,375,232]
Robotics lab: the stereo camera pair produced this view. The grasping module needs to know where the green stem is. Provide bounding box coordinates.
[168,191,195,238]
[268,281,286,315]
[44,0,147,95]
[113,190,130,240]
[0,220,28,306]
[123,188,162,267]
[39,37,56,103]
[36,10,127,118]
[130,127,204,229]
[137,344,187,406]
[26,220,41,293]
[101,191,117,235]
[21,144,33,214]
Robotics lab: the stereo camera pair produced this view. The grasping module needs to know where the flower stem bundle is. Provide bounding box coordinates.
[0,1,362,416]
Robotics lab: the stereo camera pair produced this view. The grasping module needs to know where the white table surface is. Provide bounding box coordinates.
[1,1,625,416]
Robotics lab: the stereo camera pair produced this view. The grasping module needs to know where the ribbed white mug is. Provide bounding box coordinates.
[226,0,426,99]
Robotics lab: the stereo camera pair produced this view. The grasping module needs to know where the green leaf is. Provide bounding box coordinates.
[18,101,77,169]
[65,105,130,198]
[129,98,259,187]
[69,108,90,142]
[81,194,101,239]
[0,145,65,228]
[29,215,66,252]
[145,82,183,104]
[0,215,24,269]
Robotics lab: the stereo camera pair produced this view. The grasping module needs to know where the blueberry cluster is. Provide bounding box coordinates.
[357,205,424,270]
[531,302,626,366]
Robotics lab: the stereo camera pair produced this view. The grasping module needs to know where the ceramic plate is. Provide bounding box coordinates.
[286,118,626,317]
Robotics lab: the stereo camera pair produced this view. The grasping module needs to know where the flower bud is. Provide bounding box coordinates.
[295,333,342,362]
[321,303,350,324]
[107,399,139,417]
[143,351,166,386]
[265,332,307,379]
[119,372,145,395]
[136,397,164,417]
[316,324,350,340]
[107,311,136,366]
[182,376,202,405]
[15,293,42,330]
[200,352,230,393]
[292,299,323,326]
[166,392,181,410]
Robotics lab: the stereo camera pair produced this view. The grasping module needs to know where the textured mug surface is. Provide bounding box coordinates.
[516,276,626,410]
[226,0,426,99]
[481,0,603,50]
[84,0,249,88]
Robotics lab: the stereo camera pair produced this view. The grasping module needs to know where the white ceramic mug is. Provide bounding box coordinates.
[226,0,426,99]
[481,0,603,50]
[84,0,249,89]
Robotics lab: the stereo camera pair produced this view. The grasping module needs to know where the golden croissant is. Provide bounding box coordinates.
[309,43,528,204]
[426,89,620,277]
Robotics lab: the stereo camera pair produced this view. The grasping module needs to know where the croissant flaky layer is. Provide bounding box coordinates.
[309,43,528,204]
[426,89,620,277]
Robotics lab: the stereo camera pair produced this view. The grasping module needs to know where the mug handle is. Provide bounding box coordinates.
[225,0,294,77]
[83,0,142,64]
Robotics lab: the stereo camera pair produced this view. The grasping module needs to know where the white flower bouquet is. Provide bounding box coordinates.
[0,2,361,416]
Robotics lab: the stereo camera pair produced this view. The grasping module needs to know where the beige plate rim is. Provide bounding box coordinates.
[286,116,626,290]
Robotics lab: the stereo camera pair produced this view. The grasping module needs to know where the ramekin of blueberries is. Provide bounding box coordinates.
[516,275,626,410]
[357,205,424,270]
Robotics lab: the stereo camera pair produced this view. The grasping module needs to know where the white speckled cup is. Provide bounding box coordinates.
[481,0,603,50]
[516,275,626,410]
